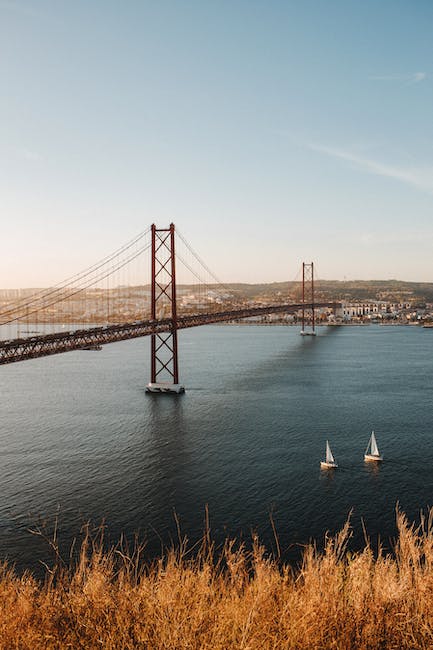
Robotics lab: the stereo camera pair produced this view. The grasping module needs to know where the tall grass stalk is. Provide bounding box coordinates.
[1,509,433,648]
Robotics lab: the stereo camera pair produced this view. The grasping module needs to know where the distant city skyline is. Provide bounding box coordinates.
[1,1,433,287]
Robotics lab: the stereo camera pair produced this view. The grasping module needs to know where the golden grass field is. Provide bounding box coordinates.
[1,510,433,649]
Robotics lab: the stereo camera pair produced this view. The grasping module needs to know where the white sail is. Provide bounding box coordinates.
[371,431,379,456]
[326,440,335,464]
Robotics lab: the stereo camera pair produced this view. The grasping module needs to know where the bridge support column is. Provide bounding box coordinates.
[300,262,316,336]
[146,223,185,394]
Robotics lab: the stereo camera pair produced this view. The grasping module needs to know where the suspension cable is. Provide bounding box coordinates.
[1,241,152,326]
[0,228,150,320]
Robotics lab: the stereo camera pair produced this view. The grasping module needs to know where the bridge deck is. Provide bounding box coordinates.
[0,302,339,364]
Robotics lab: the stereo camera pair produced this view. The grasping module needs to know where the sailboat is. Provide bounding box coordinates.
[320,440,338,469]
[364,431,383,462]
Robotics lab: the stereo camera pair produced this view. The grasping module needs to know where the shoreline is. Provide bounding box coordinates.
[217,320,424,327]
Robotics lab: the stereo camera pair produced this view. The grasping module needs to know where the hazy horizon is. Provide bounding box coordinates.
[2,277,433,292]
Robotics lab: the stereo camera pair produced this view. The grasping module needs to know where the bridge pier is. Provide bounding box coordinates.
[146,223,185,394]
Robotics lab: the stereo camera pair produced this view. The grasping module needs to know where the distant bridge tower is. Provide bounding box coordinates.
[300,262,316,336]
[146,224,185,394]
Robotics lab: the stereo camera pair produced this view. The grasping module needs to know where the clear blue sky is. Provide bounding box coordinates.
[1,0,433,286]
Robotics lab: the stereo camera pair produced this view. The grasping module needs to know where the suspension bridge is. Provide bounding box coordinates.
[0,224,340,392]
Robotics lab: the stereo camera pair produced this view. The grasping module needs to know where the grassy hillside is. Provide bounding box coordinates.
[2,510,433,648]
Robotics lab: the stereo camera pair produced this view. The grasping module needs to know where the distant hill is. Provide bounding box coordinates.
[2,280,433,306]
[176,280,433,304]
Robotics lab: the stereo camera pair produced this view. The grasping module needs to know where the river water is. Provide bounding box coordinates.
[0,324,432,570]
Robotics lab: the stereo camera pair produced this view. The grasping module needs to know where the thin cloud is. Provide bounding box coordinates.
[412,72,427,83]
[369,72,427,84]
[358,230,433,246]
[0,1,37,16]
[0,1,55,20]
[3,146,44,163]
[22,148,43,162]
[309,144,433,194]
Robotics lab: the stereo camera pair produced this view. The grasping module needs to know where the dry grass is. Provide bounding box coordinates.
[2,510,433,649]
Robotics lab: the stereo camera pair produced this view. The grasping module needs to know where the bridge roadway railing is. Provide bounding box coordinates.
[0,302,339,364]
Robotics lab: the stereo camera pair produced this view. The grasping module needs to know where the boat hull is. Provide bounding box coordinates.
[320,461,338,469]
[364,454,383,462]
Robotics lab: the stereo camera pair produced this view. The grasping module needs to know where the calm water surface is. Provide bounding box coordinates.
[0,324,432,570]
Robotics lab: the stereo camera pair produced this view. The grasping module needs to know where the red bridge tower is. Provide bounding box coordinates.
[300,262,316,336]
[146,224,185,394]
